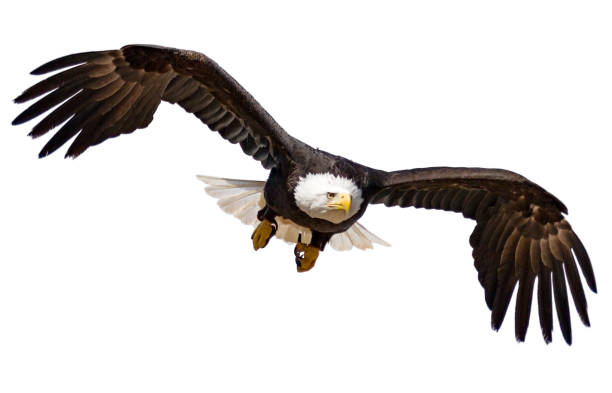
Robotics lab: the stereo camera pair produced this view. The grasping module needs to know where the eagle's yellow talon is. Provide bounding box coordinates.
[294,242,319,272]
[252,219,275,250]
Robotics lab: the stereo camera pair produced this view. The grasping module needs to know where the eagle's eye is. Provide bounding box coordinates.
[326,192,336,199]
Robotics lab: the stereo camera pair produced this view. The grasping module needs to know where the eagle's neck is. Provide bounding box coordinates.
[293,173,363,224]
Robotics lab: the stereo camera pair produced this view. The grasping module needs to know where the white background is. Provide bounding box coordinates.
[1,1,611,392]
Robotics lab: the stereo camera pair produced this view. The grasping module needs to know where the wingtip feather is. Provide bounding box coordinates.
[11,116,23,126]
[13,95,27,104]
[29,50,109,75]
[542,329,552,345]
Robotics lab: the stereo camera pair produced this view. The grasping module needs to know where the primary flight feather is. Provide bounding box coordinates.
[12,44,596,345]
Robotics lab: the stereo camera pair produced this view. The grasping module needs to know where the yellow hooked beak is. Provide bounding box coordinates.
[327,192,351,213]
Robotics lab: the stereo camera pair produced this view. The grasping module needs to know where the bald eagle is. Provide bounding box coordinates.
[12,45,596,345]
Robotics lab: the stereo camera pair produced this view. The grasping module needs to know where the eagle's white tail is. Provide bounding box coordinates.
[196,175,390,251]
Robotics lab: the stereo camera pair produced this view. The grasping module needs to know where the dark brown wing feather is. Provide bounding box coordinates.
[13,44,303,168]
[368,167,596,345]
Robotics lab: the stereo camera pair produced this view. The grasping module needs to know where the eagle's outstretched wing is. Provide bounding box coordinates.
[367,167,596,344]
[12,44,304,167]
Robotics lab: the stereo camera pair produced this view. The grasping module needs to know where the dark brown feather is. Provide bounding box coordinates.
[482,249,500,309]
[569,232,597,292]
[30,51,114,75]
[515,267,536,342]
[560,243,590,326]
[552,260,572,344]
[463,190,485,218]
[429,189,449,209]
[537,266,553,343]
[449,189,469,212]
[491,229,521,330]
[514,236,531,279]
[529,240,541,275]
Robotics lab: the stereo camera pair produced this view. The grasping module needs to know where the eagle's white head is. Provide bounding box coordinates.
[293,173,364,224]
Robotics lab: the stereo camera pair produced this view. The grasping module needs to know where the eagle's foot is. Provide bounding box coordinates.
[251,219,277,250]
[294,235,320,273]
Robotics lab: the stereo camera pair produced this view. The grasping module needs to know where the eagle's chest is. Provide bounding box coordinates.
[263,169,366,233]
